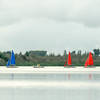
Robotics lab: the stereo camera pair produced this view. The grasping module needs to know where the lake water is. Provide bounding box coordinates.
[0,67,100,100]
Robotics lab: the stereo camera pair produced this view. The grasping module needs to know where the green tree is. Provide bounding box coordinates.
[25,51,29,56]
[93,49,100,56]
[29,51,47,56]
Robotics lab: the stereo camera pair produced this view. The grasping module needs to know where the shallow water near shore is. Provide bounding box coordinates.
[0,67,100,100]
[0,80,100,100]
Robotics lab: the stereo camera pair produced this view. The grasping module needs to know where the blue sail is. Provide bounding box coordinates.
[11,50,15,65]
[6,60,10,67]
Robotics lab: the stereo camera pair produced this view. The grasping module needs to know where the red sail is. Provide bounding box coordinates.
[88,52,94,66]
[84,52,94,67]
[84,58,89,67]
[68,52,72,66]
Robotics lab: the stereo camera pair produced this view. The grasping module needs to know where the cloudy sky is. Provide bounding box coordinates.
[0,0,100,54]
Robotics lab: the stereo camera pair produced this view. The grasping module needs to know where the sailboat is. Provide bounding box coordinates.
[88,52,94,66]
[10,50,15,66]
[6,50,16,68]
[67,52,72,66]
[6,60,10,67]
[84,52,94,68]
[64,51,74,68]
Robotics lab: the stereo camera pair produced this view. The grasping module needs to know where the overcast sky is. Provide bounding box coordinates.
[0,0,100,54]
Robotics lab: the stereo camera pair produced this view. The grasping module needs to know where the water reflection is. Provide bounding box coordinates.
[0,73,100,100]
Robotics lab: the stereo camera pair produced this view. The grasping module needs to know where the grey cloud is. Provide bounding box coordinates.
[0,0,100,53]
[0,0,100,27]
[1,0,98,27]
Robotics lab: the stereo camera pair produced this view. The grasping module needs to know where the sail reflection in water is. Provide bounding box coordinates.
[0,72,100,100]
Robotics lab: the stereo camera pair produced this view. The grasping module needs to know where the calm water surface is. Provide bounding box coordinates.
[0,72,100,100]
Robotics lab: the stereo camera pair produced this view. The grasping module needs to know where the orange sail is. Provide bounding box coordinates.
[88,52,94,66]
[67,52,72,66]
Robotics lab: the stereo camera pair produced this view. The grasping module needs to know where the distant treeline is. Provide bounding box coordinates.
[0,49,100,66]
